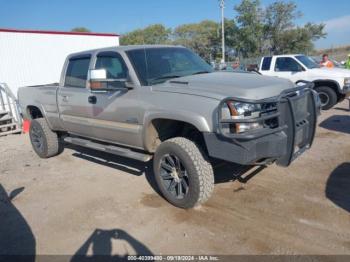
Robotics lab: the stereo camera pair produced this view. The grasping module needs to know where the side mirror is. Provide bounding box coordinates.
[88,69,133,91]
[90,69,107,81]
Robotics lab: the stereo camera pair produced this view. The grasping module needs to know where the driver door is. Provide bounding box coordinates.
[88,51,143,149]
[274,57,306,83]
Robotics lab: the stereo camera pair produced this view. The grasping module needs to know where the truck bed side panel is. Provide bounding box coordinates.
[18,85,64,131]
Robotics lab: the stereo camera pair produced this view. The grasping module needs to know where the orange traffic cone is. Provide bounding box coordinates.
[22,120,31,133]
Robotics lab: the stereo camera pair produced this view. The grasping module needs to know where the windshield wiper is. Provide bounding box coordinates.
[191,70,211,75]
[149,71,211,85]
[149,75,182,84]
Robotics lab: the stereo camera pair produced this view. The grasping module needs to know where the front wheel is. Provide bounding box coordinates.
[315,86,337,110]
[153,137,214,209]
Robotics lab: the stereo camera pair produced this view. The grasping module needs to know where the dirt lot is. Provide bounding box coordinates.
[1,100,349,258]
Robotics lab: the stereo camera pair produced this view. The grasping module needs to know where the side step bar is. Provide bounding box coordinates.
[64,137,152,162]
[0,128,22,136]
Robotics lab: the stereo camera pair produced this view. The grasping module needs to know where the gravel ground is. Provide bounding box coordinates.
[0,100,349,258]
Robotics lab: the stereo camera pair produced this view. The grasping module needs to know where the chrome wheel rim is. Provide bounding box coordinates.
[159,154,189,199]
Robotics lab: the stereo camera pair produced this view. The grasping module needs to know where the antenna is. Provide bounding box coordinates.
[219,0,225,63]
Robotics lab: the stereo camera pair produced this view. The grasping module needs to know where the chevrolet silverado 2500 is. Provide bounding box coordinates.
[18,46,320,208]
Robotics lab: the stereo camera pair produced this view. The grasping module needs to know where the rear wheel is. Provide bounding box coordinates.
[315,86,337,110]
[29,118,63,158]
[153,137,214,209]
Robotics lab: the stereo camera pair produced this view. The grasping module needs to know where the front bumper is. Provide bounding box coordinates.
[341,85,350,95]
[204,85,318,167]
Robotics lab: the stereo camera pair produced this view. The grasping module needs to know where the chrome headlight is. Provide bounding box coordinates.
[344,77,350,86]
[227,101,262,119]
[221,101,264,133]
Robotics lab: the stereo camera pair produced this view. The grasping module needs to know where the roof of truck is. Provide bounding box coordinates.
[68,45,185,57]
[116,45,183,51]
[264,54,304,58]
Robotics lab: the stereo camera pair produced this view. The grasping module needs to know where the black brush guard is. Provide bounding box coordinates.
[217,84,318,167]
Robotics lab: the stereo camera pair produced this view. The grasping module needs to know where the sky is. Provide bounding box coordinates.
[0,0,349,49]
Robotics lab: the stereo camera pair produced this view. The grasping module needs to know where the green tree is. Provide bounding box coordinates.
[71,27,91,32]
[232,0,326,57]
[120,24,171,45]
[234,0,264,58]
[263,1,325,54]
[173,20,220,61]
[224,19,239,49]
[273,23,326,54]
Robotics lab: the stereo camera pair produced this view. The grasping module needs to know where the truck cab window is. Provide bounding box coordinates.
[275,57,303,72]
[65,56,91,88]
[261,57,272,71]
[95,52,127,79]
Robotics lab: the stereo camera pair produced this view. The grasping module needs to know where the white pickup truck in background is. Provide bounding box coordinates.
[259,54,350,110]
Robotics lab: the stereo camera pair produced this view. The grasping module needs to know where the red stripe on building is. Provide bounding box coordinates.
[0,28,119,37]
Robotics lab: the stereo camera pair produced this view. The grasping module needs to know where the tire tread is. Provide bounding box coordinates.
[162,137,214,207]
[30,118,62,158]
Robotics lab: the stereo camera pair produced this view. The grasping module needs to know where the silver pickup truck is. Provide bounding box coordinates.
[18,45,320,208]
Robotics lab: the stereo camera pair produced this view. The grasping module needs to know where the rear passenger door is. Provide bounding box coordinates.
[57,54,94,137]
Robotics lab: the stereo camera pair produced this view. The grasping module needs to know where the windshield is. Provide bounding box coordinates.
[126,47,214,85]
[295,55,320,69]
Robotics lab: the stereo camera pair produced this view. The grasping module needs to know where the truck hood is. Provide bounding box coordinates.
[308,67,350,78]
[153,72,295,100]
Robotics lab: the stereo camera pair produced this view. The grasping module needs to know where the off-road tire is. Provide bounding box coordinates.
[315,86,337,110]
[29,118,63,158]
[153,137,214,209]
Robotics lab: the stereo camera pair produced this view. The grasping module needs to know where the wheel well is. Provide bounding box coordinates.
[146,119,207,153]
[27,106,43,119]
[313,81,341,100]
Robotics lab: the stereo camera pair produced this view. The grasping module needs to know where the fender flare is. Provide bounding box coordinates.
[142,111,211,152]
[26,104,54,130]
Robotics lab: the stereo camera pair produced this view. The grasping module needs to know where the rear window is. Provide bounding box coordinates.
[261,57,272,71]
[65,56,91,88]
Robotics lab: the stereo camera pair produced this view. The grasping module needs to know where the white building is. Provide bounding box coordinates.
[0,28,120,97]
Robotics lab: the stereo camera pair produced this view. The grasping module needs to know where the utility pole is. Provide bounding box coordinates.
[219,0,225,63]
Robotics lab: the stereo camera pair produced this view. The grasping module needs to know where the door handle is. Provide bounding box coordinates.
[61,95,69,102]
[88,96,97,104]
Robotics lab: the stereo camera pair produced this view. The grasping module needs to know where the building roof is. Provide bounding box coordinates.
[0,28,119,37]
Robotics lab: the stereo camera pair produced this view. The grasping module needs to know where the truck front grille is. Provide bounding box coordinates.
[261,102,279,129]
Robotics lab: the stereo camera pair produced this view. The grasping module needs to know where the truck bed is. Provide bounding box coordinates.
[18,84,60,122]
